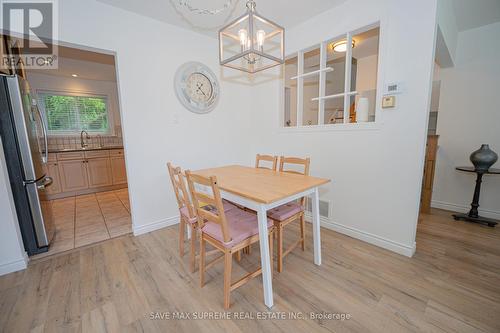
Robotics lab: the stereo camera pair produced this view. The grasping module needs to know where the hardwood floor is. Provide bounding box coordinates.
[1,208,499,332]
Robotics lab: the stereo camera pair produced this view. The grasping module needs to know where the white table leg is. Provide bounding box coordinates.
[311,187,322,265]
[257,204,274,308]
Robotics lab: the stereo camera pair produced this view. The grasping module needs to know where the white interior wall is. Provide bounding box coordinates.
[0,138,27,275]
[432,22,500,219]
[436,0,458,66]
[26,72,122,133]
[250,0,438,256]
[53,0,256,236]
[0,0,439,275]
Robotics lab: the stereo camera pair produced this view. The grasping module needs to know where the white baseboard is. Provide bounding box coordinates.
[133,215,179,236]
[431,200,500,220]
[304,213,416,257]
[132,212,417,257]
[0,252,28,276]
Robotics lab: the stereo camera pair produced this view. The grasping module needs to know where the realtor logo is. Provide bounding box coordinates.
[1,0,58,69]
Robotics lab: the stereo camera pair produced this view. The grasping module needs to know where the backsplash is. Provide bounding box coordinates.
[48,135,123,151]
[47,125,123,151]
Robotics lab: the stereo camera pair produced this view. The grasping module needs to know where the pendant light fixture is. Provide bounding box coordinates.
[218,0,285,73]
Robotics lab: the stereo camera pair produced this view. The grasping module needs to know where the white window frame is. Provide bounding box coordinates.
[281,22,381,130]
[37,89,113,136]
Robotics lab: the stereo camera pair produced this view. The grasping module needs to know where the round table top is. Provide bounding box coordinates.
[456,166,500,174]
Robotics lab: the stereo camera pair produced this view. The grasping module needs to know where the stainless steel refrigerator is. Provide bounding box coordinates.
[0,74,55,255]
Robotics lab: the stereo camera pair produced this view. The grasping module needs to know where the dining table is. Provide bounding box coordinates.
[191,165,331,308]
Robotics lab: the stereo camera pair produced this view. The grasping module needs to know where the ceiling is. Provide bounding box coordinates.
[453,0,500,31]
[10,35,117,81]
[96,0,348,37]
[27,45,117,81]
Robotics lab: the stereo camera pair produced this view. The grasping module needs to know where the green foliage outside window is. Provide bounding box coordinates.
[41,93,109,133]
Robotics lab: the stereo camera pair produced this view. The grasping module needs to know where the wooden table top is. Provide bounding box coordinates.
[192,165,330,204]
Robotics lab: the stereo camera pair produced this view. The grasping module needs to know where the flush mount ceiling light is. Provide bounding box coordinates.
[71,74,78,77]
[330,40,355,53]
[218,0,284,73]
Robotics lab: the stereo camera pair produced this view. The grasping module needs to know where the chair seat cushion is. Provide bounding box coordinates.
[267,202,304,222]
[180,200,237,225]
[202,208,273,248]
[180,206,198,224]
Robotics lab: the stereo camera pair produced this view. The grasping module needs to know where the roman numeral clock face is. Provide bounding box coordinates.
[174,62,220,114]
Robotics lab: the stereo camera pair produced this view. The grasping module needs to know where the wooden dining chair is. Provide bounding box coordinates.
[255,154,278,171]
[241,154,279,255]
[268,156,310,272]
[185,170,274,309]
[167,162,237,273]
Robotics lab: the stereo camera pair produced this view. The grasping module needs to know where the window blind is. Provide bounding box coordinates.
[38,92,109,134]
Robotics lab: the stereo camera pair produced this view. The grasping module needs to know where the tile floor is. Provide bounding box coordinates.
[35,188,131,259]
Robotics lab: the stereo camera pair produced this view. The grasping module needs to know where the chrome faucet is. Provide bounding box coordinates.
[80,130,90,148]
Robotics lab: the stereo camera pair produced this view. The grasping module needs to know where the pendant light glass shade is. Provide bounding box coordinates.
[218,0,284,73]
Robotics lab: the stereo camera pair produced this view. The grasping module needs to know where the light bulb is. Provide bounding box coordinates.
[238,29,248,47]
[256,30,266,49]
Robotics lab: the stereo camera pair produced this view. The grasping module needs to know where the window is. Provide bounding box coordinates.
[38,91,110,134]
[283,24,380,127]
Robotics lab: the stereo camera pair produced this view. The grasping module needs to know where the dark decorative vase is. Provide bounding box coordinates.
[470,144,498,172]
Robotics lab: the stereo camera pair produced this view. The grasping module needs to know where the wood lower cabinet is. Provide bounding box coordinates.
[87,157,113,188]
[44,162,62,195]
[110,156,127,185]
[58,159,89,192]
[46,149,127,198]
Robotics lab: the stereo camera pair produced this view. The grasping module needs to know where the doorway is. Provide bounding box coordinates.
[16,39,132,259]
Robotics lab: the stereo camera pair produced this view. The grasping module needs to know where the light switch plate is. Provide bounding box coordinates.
[382,96,396,108]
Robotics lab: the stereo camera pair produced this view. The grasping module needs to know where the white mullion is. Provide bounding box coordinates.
[343,33,353,124]
[297,50,304,127]
[318,42,327,125]
[290,67,332,80]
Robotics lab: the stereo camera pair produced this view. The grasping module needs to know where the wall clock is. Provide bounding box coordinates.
[174,62,220,114]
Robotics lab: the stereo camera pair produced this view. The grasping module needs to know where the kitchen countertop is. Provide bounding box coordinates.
[48,146,124,153]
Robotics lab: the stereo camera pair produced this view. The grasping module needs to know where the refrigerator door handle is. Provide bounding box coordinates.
[37,176,53,190]
[33,102,48,164]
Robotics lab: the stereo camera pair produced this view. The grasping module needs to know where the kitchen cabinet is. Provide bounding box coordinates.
[110,156,127,185]
[87,157,113,188]
[45,148,127,198]
[109,149,127,185]
[58,159,89,192]
[44,161,62,194]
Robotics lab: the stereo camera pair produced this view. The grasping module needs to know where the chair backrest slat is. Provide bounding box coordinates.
[279,156,310,176]
[279,156,311,205]
[185,171,232,243]
[167,162,195,218]
[255,154,278,171]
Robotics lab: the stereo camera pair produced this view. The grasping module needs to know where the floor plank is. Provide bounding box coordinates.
[1,208,499,332]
